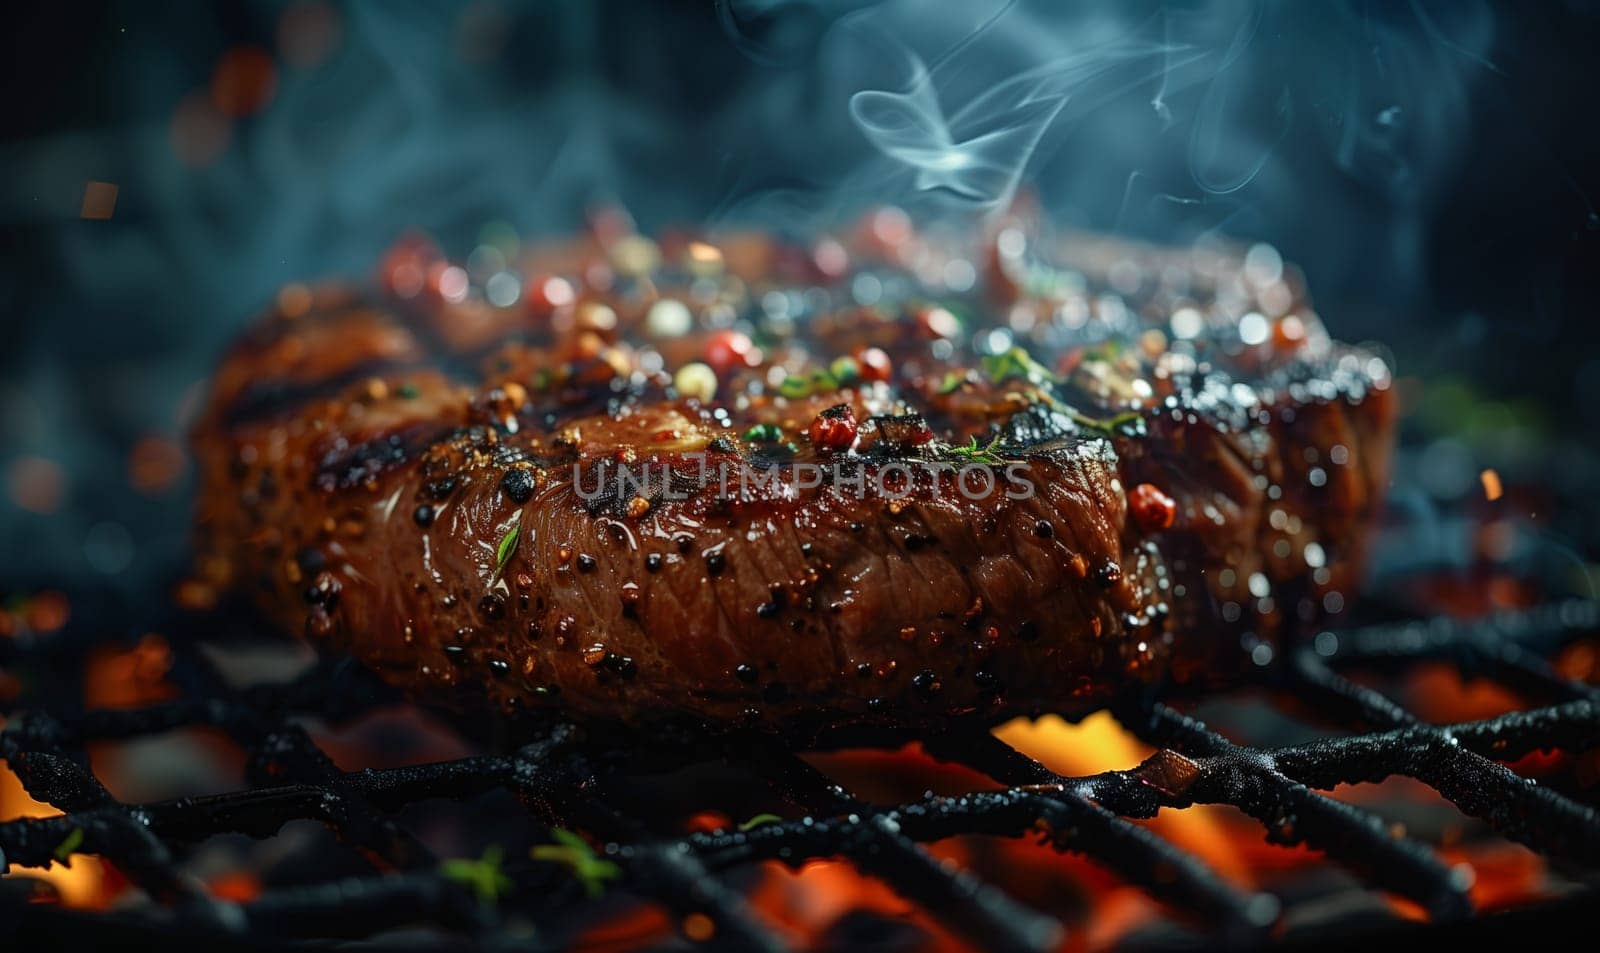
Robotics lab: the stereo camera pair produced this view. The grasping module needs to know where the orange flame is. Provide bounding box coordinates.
[0,744,115,908]
[995,712,1252,886]
[0,636,177,907]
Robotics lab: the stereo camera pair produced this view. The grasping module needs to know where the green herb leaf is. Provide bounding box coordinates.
[1080,340,1125,364]
[492,525,520,582]
[396,383,420,399]
[777,376,813,399]
[982,346,1057,388]
[775,366,850,400]
[530,829,621,899]
[743,423,783,443]
[737,813,783,832]
[945,434,1006,465]
[441,845,512,906]
[810,369,840,391]
[937,371,968,395]
[53,827,85,863]
[1067,409,1145,438]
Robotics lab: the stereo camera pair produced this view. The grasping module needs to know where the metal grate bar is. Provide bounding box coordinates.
[624,846,789,953]
[1327,600,1599,661]
[3,600,1599,948]
[1312,600,1600,705]
[956,710,1473,920]
[1121,699,1478,917]
[747,746,1063,953]
[1283,651,1600,862]
[0,715,198,904]
[1445,700,1600,758]
[924,731,1276,937]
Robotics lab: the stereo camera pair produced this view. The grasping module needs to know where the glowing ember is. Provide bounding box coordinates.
[0,590,73,637]
[996,712,1251,885]
[572,903,673,950]
[1403,662,1526,723]
[7,456,65,514]
[277,1,342,68]
[85,634,175,710]
[750,859,930,943]
[995,711,1144,775]
[1481,468,1503,501]
[127,435,187,495]
[169,90,231,167]
[207,872,263,903]
[210,46,278,117]
[0,748,117,909]
[276,282,314,319]
[23,591,71,634]
[79,181,118,220]
[680,911,716,942]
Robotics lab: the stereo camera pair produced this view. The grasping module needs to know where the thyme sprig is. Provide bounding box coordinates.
[441,845,513,906]
[491,524,520,583]
[1065,408,1146,438]
[945,433,1007,465]
[53,828,85,863]
[530,829,621,899]
[981,346,1057,388]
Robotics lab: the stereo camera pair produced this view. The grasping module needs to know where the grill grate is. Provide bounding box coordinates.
[2,599,1599,951]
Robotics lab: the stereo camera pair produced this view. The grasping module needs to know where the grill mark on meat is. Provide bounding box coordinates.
[314,423,445,493]
[225,358,432,425]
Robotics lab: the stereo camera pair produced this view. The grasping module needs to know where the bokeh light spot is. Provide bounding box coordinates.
[128,437,186,496]
[8,457,65,514]
[211,46,277,117]
[169,91,231,167]
[278,1,342,68]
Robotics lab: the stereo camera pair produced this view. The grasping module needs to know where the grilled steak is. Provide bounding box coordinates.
[190,214,1395,730]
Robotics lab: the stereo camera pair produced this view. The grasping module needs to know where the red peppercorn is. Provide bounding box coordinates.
[704,330,761,374]
[809,404,858,453]
[1128,483,1177,532]
[874,413,933,448]
[856,347,893,383]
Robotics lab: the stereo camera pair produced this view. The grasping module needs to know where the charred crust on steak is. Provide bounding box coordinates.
[191,219,1396,733]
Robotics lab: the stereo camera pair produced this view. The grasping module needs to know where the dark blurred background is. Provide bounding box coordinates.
[3,0,1598,614]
